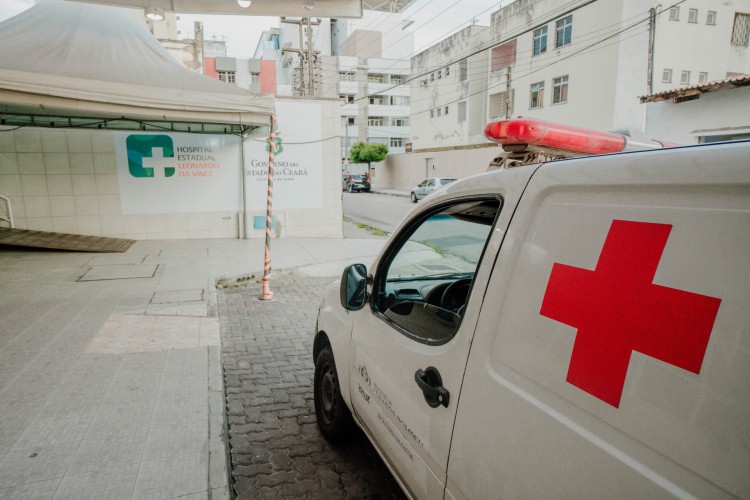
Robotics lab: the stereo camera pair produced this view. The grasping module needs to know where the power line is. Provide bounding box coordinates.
[272,0,684,146]
[319,0,514,96]
[319,0,585,98]
[380,8,657,108]
[408,19,656,120]
[352,12,651,101]
[355,0,686,119]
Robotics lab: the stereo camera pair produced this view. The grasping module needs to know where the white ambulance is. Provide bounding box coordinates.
[313,118,750,499]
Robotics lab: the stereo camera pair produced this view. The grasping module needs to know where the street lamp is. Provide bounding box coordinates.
[145,7,164,20]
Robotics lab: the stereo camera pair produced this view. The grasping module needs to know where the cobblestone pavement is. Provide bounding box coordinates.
[218,272,405,499]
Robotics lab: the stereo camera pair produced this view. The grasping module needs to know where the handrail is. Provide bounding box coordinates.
[0,194,14,228]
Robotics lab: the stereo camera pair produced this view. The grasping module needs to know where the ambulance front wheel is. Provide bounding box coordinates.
[314,347,353,443]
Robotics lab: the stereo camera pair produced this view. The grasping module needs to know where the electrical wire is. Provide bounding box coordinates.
[351,0,601,103]
[354,0,685,117]
[271,2,667,146]
[409,23,655,119]
[319,0,590,98]
[319,0,514,96]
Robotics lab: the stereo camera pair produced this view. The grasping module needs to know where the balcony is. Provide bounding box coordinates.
[341,102,358,116]
[338,81,358,94]
[341,125,360,139]
[368,104,410,117]
[366,82,391,95]
[367,125,409,138]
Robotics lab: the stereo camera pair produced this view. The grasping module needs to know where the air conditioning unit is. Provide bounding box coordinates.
[419,80,428,87]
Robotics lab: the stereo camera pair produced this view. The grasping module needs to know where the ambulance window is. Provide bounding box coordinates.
[374,198,501,345]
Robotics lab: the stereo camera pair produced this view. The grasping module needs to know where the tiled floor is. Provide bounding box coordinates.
[85,314,220,353]
[0,229,385,499]
[0,245,227,500]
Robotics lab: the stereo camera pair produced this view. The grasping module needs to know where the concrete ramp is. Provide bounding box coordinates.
[0,228,135,253]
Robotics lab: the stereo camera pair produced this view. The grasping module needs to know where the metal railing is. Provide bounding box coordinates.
[0,194,14,228]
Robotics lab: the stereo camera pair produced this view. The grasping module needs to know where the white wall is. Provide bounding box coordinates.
[374,147,500,191]
[0,127,234,239]
[243,97,343,238]
[0,99,343,239]
[645,86,750,144]
[651,0,750,93]
[503,0,628,131]
[612,0,650,131]
[410,25,490,150]
[334,11,414,60]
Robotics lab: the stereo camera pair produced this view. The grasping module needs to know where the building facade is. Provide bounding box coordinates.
[642,76,750,144]
[409,25,490,152]
[262,10,415,161]
[409,0,750,153]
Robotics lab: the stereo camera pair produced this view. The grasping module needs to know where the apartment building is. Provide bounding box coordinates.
[409,25,490,152]
[258,10,414,160]
[653,4,750,92]
[247,18,412,160]
[145,12,227,74]
[411,0,750,151]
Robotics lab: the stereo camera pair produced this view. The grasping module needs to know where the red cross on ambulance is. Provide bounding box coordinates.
[540,219,722,408]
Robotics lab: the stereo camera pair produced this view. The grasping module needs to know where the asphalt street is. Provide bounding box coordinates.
[342,192,415,234]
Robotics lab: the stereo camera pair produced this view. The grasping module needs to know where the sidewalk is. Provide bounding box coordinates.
[0,222,387,499]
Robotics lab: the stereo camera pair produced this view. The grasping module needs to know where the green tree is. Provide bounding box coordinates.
[349,142,388,181]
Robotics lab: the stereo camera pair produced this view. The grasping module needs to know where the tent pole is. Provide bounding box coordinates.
[260,114,276,300]
[240,130,248,239]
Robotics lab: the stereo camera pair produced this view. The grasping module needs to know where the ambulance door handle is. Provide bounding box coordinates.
[415,367,450,408]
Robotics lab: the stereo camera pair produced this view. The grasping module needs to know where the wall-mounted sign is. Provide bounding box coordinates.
[114,100,325,215]
[114,132,241,214]
[243,99,323,210]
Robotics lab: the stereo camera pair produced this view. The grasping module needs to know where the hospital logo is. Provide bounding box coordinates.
[266,137,283,156]
[126,134,176,178]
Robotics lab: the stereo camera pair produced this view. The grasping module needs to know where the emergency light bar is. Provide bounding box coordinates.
[484,118,670,158]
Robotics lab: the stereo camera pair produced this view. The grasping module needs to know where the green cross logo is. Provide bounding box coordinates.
[266,137,283,156]
[126,134,176,178]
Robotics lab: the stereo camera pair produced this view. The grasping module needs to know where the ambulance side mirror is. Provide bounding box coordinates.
[340,263,368,311]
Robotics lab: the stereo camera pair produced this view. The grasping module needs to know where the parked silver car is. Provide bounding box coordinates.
[410,177,456,202]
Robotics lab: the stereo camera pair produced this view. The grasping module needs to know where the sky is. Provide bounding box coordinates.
[0,0,504,59]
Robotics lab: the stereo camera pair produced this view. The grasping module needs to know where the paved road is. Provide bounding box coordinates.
[343,192,415,234]
[218,273,405,499]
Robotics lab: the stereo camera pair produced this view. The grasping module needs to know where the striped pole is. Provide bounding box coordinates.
[260,113,276,300]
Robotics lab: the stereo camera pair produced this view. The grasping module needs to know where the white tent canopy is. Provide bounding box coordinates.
[74,0,369,18]
[0,0,274,131]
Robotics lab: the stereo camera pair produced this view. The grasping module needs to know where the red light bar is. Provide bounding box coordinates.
[485,118,627,156]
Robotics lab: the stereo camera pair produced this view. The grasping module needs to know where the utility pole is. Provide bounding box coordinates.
[647,7,656,95]
[280,17,321,97]
[194,22,204,74]
[345,121,350,165]
[307,17,314,96]
[505,66,512,118]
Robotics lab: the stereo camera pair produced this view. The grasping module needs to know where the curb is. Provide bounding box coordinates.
[371,189,410,198]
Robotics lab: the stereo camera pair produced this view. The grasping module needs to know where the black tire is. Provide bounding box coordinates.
[410,192,418,203]
[314,348,353,442]
[348,184,354,193]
